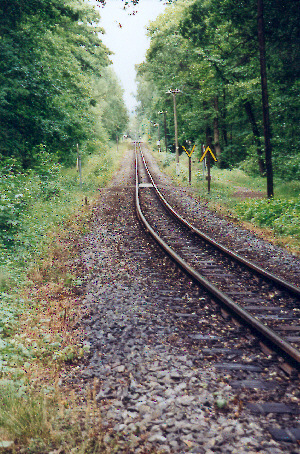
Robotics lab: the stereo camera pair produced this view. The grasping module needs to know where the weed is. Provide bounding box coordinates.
[235,199,300,238]
[0,379,52,442]
[161,152,175,168]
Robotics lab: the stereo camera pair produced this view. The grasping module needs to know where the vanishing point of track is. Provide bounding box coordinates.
[134,142,300,369]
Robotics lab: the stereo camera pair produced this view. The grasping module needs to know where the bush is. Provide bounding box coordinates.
[239,152,262,176]
[235,198,300,238]
[162,152,175,168]
[273,153,300,181]
[0,149,62,247]
[0,173,29,245]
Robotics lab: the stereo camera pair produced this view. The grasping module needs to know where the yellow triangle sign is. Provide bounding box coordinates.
[183,144,196,158]
[200,146,217,162]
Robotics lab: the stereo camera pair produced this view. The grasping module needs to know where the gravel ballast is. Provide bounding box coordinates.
[70,146,300,454]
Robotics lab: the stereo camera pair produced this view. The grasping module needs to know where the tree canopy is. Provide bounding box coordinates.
[136,0,300,183]
[0,0,128,168]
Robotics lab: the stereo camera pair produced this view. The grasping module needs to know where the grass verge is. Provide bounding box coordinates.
[151,146,300,255]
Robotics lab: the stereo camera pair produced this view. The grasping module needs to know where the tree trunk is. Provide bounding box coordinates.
[243,100,266,176]
[213,96,222,163]
[206,124,212,148]
[258,0,274,197]
[221,89,228,147]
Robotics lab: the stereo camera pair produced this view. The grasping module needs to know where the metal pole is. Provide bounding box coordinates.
[189,156,191,185]
[158,123,161,152]
[164,111,167,153]
[207,151,211,193]
[202,144,206,180]
[206,137,212,194]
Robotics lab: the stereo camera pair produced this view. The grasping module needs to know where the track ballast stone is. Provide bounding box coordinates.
[71,147,299,454]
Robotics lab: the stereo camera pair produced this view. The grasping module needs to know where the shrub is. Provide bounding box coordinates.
[0,149,62,246]
[162,152,175,168]
[235,199,300,238]
[0,173,29,245]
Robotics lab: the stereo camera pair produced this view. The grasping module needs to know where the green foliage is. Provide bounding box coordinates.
[235,199,300,237]
[0,293,26,374]
[0,150,61,247]
[0,0,129,168]
[93,68,129,141]
[0,174,28,245]
[162,152,176,168]
[136,0,299,180]
[0,145,122,378]
[273,151,300,181]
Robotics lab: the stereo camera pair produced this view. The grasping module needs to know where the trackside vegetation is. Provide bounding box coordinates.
[136,0,299,252]
[136,0,299,190]
[0,0,131,449]
[151,148,300,254]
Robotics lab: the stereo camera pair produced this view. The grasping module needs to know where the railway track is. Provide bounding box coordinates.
[134,141,300,370]
[77,143,300,451]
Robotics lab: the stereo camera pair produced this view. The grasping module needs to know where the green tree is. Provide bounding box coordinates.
[0,0,111,167]
[93,68,129,141]
[136,0,201,152]
[181,0,299,179]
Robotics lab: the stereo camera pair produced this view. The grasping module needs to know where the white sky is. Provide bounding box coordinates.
[89,0,168,113]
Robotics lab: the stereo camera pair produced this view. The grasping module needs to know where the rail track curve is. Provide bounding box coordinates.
[134,141,300,368]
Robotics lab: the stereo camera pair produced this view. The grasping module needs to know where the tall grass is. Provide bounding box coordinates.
[1,143,123,287]
[0,377,127,453]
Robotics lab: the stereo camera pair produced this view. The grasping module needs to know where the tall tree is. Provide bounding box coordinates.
[0,0,112,167]
[257,0,273,197]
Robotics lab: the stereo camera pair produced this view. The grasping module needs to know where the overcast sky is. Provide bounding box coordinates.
[90,0,168,113]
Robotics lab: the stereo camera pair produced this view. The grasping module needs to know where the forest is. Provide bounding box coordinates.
[135,0,299,188]
[0,0,128,247]
[0,0,128,168]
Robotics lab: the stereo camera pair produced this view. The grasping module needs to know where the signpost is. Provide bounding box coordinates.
[201,144,206,179]
[158,110,168,153]
[182,144,196,185]
[200,146,217,193]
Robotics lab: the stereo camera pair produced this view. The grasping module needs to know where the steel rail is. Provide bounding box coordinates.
[135,145,300,365]
[139,144,300,298]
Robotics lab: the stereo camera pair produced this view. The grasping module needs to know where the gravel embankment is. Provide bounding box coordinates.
[144,149,300,285]
[67,147,299,454]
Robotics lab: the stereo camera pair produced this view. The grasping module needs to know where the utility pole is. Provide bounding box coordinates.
[158,110,168,153]
[258,0,273,198]
[148,120,152,141]
[154,123,161,152]
[167,89,181,175]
